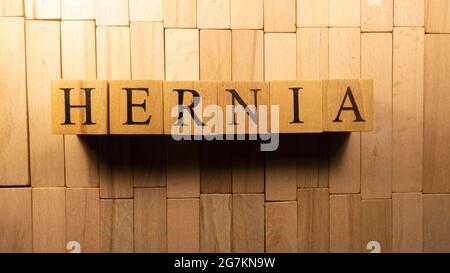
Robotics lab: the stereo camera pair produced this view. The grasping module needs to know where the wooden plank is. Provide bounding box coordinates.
[361,33,393,199]
[109,80,163,134]
[297,188,329,253]
[266,135,297,201]
[426,0,450,33]
[296,135,320,188]
[231,141,265,193]
[61,20,99,188]
[200,194,232,253]
[328,27,361,194]
[200,141,232,193]
[165,29,199,80]
[264,33,297,81]
[392,27,424,192]
[133,136,166,188]
[329,0,360,27]
[297,0,328,27]
[0,18,28,186]
[130,22,165,80]
[0,189,32,253]
[134,188,167,252]
[392,193,423,252]
[167,199,200,252]
[361,0,393,32]
[265,201,297,253]
[330,194,361,253]
[394,0,424,27]
[0,0,23,16]
[130,0,162,22]
[100,199,134,253]
[232,194,265,253]
[163,0,197,28]
[166,140,200,198]
[95,0,129,26]
[200,30,231,81]
[230,0,263,29]
[197,0,230,29]
[66,188,100,253]
[297,27,329,80]
[232,30,264,81]
[323,80,374,132]
[424,34,450,193]
[361,199,392,253]
[99,136,134,199]
[423,194,450,253]
[25,0,61,19]
[264,0,296,32]
[270,81,323,133]
[26,21,64,187]
[96,26,131,80]
[51,80,108,135]
[33,188,66,253]
[61,0,95,20]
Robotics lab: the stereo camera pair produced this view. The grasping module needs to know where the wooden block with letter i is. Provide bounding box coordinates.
[323,80,373,132]
[270,81,323,133]
[110,80,163,134]
[52,80,108,135]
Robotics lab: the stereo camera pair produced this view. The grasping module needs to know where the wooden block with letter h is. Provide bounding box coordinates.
[323,80,373,132]
[51,80,108,134]
[109,80,163,134]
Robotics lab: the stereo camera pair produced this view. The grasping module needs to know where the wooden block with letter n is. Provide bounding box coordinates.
[52,80,108,135]
[323,80,373,132]
[218,81,270,135]
[164,81,218,136]
[110,80,163,134]
[270,81,323,133]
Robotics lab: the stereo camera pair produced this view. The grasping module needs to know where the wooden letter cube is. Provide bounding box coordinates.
[323,80,373,132]
[270,80,323,133]
[109,80,163,134]
[51,80,108,134]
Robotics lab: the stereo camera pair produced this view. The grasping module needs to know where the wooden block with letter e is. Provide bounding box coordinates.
[110,80,163,134]
[270,81,323,133]
[51,80,108,135]
[218,81,270,135]
[164,81,218,136]
[323,80,373,132]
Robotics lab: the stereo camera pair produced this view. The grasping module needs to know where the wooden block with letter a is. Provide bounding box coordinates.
[270,81,323,133]
[218,81,270,135]
[323,80,373,132]
[110,80,163,134]
[52,80,108,135]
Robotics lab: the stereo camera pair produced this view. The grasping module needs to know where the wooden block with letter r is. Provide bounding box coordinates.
[323,80,373,132]
[51,80,108,135]
[110,80,163,134]
[270,81,323,133]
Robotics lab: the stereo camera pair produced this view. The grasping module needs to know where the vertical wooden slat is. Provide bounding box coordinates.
[361,199,392,253]
[392,27,424,192]
[361,33,393,199]
[394,0,424,27]
[361,0,393,32]
[100,199,134,253]
[330,194,361,253]
[26,21,64,187]
[296,135,320,188]
[232,141,265,193]
[297,27,329,80]
[0,0,23,16]
[265,201,297,253]
[0,18,28,186]
[264,0,296,32]
[129,0,162,22]
[134,188,167,252]
[297,188,329,253]
[95,0,129,26]
[163,0,197,28]
[133,136,166,188]
[167,199,200,253]
[61,0,95,20]
[25,0,61,19]
[297,0,328,27]
[200,194,232,253]
[231,30,264,81]
[201,142,232,194]
[230,0,263,29]
[197,0,230,29]
[328,28,361,194]
[165,29,199,80]
[392,193,423,252]
[425,0,450,33]
[423,194,450,253]
[328,0,360,27]
[0,189,32,253]
[66,188,100,252]
[264,33,297,80]
[33,188,66,252]
[200,29,232,80]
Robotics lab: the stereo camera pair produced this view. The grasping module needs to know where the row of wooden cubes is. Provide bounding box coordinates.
[51,80,373,135]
